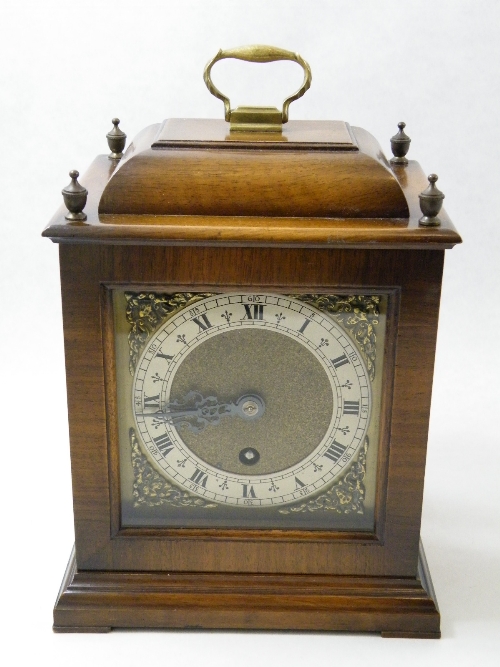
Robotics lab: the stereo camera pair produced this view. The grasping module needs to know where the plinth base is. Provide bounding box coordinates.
[53,541,440,638]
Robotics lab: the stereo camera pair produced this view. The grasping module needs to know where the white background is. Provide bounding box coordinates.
[1,0,499,665]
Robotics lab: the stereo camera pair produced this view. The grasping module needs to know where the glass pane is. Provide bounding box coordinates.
[114,290,388,531]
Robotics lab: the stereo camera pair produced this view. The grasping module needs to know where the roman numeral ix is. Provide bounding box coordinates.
[144,394,160,407]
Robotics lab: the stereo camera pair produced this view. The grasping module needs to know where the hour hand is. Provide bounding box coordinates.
[137,391,265,433]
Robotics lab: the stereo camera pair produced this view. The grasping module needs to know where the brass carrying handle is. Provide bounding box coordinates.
[203,44,312,124]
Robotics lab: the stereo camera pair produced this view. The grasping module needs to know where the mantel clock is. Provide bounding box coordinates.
[44,46,461,637]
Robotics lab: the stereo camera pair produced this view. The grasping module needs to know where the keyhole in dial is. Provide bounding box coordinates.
[239,447,260,465]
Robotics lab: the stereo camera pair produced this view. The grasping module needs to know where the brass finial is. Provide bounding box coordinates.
[390,122,411,165]
[419,174,445,227]
[106,118,127,159]
[62,170,88,222]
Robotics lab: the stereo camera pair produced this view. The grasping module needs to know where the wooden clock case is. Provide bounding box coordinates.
[44,117,461,637]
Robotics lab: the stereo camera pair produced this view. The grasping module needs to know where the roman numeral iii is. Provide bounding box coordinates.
[343,400,360,415]
[324,440,347,463]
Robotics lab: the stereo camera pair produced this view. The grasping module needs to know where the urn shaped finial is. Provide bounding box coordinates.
[106,118,127,160]
[390,122,411,165]
[62,170,88,222]
[419,174,445,227]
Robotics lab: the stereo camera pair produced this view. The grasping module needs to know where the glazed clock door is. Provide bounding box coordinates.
[112,290,388,532]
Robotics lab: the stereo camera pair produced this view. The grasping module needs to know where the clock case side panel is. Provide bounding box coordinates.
[58,247,114,568]
[58,244,443,577]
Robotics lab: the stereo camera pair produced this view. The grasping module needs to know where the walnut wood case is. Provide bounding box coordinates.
[44,118,461,637]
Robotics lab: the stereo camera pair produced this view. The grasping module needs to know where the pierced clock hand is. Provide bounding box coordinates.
[136,391,265,434]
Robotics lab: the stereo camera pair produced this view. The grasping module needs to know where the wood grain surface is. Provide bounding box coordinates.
[97,124,408,218]
[43,150,461,248]
[48,119,457,634]
[53,542,440,636]
[57,243,444,577]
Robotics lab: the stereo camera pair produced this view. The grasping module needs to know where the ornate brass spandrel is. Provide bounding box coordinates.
[291,294,379,381]
[130,429,217,509]
[278,437,368,515]
[125,292,215,375]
